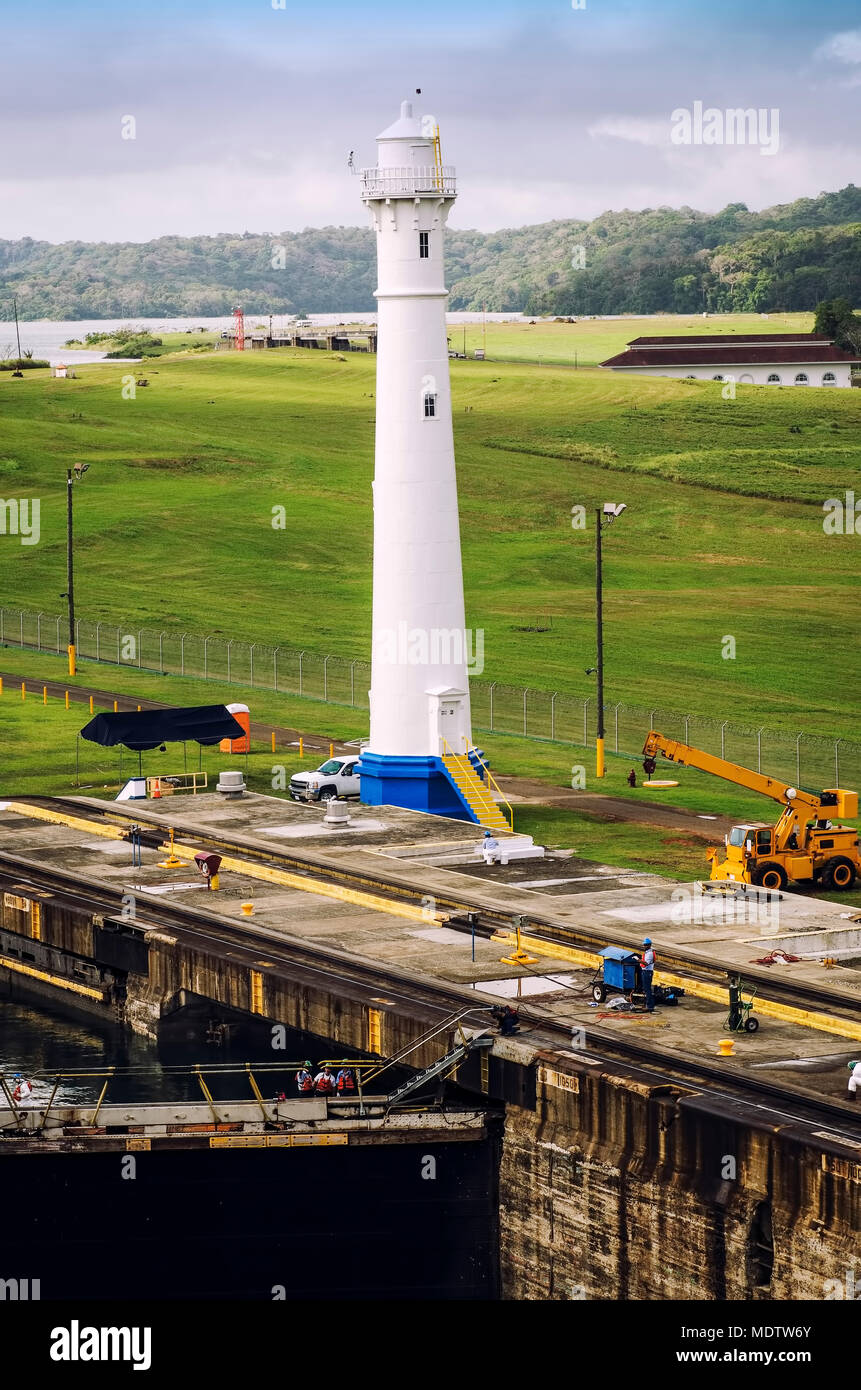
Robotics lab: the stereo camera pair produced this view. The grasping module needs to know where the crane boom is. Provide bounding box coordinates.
[642,730,821,814]
[641,730,859,892]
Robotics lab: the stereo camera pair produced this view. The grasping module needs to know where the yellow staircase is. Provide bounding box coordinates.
[441,746,512,832]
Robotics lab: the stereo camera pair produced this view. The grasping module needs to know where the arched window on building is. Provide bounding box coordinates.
[766,374,781,384]
[822,371,837,385]
[794,373,809,385]
[712,374,724,382]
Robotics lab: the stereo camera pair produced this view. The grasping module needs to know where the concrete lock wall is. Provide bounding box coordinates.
[1,898,858,1301]
[499,1055,860,1301]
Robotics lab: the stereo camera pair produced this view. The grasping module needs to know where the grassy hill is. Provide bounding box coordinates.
[0,338,858,738]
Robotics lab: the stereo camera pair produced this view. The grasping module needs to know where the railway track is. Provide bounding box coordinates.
[1,839,859,1142]
[16,794,861,1025]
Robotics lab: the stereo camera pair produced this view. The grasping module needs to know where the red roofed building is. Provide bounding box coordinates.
[600,332,859,387]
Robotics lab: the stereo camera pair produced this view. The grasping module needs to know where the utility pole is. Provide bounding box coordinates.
[11,296,23,377]
[595,506,605,778]
[66,469,76,675]
[591,502,627,778]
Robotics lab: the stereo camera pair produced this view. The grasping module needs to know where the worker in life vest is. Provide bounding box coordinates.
[314,1065,337,1095]
[627,768,637,788]
[640,939,657,1012]
[296,1061,314,1094]
[336,1067,356,1095]
[848,1060,861,1102]
[12,1075,32,1103]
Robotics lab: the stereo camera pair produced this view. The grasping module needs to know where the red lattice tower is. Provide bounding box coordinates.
[233,304,245,351]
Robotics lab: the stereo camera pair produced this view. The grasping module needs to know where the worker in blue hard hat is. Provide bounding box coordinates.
[848,1060,861,1102]
[480,828,500,865]
[640,938,657,1013]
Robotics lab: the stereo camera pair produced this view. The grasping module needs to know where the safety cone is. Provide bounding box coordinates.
[152,779,161,799]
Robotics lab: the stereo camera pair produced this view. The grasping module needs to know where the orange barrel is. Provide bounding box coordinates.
[220,702,250,754]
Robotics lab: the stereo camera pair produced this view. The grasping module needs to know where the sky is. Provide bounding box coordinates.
[0,0,859,242]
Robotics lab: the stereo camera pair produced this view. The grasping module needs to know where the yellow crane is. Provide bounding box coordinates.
[642,730,859,892]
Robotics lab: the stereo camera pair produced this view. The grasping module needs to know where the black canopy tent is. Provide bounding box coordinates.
[81,705,246,751]
[77,705,247,785]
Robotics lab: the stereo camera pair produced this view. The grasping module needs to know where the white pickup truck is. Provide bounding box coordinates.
[289,756,362,803]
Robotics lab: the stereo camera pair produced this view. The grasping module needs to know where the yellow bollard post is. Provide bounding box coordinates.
[65,690,70,710]
[43,686,48,705]
[0,676,3,695]
[299,737,304,757]
[113,700,118,712]
[21,682,25,701]
[137,704,141,712]
[596,736,605,779]
[329,741,334,757]
[89,695,94,715]
[271,731,276,754]
[717,1039,735,1057]
[68,644,76,677]
[241,902,254,916]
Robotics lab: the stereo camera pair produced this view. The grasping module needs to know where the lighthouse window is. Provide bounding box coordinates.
[423,391,437,418]
[419,231,430,259]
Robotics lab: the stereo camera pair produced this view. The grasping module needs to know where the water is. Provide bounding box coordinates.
[0,998,299,1109]
[2,312,527,367]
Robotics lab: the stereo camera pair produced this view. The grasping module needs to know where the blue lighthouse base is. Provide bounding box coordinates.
[358,752,478,822]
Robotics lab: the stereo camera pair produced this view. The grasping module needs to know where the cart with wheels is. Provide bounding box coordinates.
[725,975,759,1033]
[591,947,641,1003]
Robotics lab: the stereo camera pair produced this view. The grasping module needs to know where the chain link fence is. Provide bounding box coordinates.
[3,606,859,789]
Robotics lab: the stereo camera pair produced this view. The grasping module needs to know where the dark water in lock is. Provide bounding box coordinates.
[0,998,333,1109]
[0,1000,500,1300]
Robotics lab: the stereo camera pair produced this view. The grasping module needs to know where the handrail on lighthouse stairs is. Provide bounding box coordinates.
[441,737,513,832]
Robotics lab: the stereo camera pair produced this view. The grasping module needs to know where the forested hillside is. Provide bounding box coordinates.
[1,186,859,319]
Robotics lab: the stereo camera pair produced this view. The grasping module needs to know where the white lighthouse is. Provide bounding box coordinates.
[358,100,500,825]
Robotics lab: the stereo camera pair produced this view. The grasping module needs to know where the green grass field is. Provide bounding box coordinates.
[454,311,815,366]
[0,646,798,822]
[0,327,858,745]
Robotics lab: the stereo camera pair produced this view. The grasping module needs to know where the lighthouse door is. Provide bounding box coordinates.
[428,687,467,755]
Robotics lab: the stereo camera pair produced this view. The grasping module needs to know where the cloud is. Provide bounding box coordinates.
[814,29,861,63]
[587,117,670,147]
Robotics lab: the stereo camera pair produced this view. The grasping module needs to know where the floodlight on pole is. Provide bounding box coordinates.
[593,501,627,778]
[66,464,92,676]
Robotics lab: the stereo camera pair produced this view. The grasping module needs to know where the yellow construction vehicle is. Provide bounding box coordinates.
[642,730,860,892]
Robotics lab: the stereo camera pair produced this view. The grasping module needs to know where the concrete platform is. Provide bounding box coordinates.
[2,791,861,1101]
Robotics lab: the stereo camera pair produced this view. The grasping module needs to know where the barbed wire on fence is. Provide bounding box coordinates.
[2,605,858,788]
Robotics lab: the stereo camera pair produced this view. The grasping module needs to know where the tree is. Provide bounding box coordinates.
[813,298,861,352]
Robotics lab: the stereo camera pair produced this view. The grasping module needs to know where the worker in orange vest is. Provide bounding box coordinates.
[296,1061,314,1094]
[336,1067,356,1095]
[314,1065,337,1095]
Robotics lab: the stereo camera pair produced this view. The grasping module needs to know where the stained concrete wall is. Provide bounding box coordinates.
[498,1052,860,1301]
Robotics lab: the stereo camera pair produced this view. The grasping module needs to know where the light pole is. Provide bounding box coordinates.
[588,502,626,778]
[62,464,90,675]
